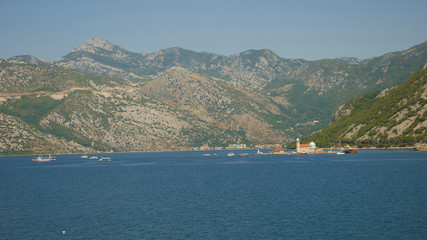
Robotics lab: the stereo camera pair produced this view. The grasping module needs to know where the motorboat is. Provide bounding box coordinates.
[98,157,111,162]
[343,148,358,154]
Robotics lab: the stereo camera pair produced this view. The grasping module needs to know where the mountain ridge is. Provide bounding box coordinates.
[53,38,427,93]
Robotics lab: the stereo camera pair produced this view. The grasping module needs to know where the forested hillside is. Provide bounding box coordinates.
[305,62,427,148]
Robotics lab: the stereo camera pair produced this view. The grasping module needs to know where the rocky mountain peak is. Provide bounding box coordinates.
[72,38,116,53]
[236,49,282,64]
[239,49,276,57]
[54,38,132,65]
[7,55,52,65]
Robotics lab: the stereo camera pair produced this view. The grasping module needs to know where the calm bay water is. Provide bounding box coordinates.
[0,150,426,239]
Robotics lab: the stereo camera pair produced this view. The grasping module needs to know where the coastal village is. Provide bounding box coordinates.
[194,138,359,155]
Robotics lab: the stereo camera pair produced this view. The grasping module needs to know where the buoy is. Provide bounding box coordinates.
[62,230,66,235]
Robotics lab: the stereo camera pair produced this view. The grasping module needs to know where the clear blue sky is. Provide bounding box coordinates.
[1,0,426,61]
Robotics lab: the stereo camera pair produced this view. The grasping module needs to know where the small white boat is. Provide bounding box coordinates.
[32,154,56,162]
[98,157,111,162]
[89,156,98,159]
[227,153,235,157]
[81,154,88,159]
[337,151,345,155]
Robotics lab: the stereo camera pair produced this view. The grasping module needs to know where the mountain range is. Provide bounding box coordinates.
[2,38,427,154]
[27,38,427,129]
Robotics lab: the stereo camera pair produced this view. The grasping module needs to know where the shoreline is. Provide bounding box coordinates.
[0,146,419,157]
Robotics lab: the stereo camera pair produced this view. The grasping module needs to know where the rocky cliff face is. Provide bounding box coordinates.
[0,61,291,154]
[38,87,195,152]
[0,112,93,154]
[139,70,291,143]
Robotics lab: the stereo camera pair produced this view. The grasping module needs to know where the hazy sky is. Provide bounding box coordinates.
[1,0,426,61]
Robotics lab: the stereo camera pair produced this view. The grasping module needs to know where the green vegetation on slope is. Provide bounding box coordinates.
[305,64,427,148]
[0,95,62,125]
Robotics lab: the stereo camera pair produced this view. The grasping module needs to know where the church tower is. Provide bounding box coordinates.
[296,138,301,153]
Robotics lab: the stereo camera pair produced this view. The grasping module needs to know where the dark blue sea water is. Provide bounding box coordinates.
[1,150,426,239]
